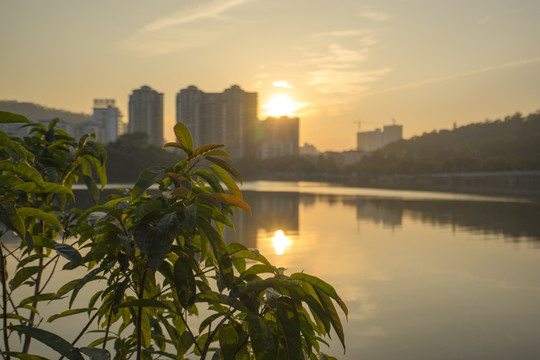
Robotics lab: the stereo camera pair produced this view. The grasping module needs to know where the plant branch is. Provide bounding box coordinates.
[58,310,100,360]
[177,306,202,355]
[0,245,11,360]
[200,310,235,360]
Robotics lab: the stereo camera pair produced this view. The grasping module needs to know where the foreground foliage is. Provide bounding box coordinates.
[0,111,347,360]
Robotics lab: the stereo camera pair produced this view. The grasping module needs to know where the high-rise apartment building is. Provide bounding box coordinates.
[92,99,122,144]
[176,85,257,159]
[259,116,300,159]
[357,123,403,152]
[128,85,164,147]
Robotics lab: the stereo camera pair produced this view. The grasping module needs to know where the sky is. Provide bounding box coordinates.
[1,0,539,151]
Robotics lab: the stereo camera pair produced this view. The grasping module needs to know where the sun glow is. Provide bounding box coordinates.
[271,230,291,255]
[262,94,298,117]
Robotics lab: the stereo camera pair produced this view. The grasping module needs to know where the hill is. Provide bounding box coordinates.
[352,111,540,174]
[0,100,91,123]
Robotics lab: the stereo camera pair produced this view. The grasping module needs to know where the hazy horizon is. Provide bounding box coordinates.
[1,0,539,151]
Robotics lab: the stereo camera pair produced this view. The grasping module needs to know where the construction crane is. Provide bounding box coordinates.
[353,120,378,131]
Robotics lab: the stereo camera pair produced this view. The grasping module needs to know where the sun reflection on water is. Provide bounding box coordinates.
[271,230,291,255]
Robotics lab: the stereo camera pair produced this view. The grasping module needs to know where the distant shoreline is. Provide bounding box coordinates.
[74,170,540,200]
[244,170,540,198]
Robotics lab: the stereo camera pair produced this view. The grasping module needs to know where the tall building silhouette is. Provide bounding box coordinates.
[176,85,257,158]
[128,85,164,147]
[357,123,403,152]
[259,116,299,159]
[92,99,122,144]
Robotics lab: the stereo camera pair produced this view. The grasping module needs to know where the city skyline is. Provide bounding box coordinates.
[1,0,539,151]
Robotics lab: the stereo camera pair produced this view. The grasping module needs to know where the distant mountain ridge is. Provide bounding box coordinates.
[0,100,91,123]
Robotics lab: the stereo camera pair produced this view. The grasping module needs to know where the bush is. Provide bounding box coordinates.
[0,111,346,360]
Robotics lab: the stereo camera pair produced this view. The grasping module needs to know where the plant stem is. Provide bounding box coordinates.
[0,244,11,360]
[200,311,234,360]
[22,248,44,353]
[58,311,100,360]
[136,268,148,360]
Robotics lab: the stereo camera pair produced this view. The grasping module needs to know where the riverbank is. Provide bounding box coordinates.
[245,171,540,198]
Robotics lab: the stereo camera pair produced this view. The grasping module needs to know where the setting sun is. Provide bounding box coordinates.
[262,94,297,117]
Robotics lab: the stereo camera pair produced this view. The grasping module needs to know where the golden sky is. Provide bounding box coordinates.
[1,0,539,151]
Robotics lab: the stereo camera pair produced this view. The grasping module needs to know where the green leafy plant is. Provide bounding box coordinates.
[1,112,347,360]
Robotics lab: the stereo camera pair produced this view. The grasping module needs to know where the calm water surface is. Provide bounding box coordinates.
[225,182,540,360]
[6,181,540,359]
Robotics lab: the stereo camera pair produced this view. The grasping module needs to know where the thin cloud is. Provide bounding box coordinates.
[273,81,293,88]
[306,68,393,94]
[358,10,390,21]
[312,30,372,38]
[142,0,251,32]
[363,57,540,97]
[306,44,369,69]
[121,0,252,55]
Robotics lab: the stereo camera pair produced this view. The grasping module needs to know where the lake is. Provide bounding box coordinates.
[6,181,540,359]
[224,181,540,360]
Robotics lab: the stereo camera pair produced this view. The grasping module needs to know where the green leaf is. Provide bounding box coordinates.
[55,243,83,266]
[80,348,111,360]
[240,264,276,279]
[203,149,231,160]
[0,110,30,123]
[132,166,165,200]
[211,193,251,214]
[205,156,243,184]
[116,299,171,310]
[173,254,196,307]
[314,288,346,352]
[219,324,239,360]
[198,220,234,289]
[173,122,194,153]
[148,212,180,271]
[11,266,42,290]
[245,314,277,360]
[191,143,224,158]
[275,297,303,360]
[7,353,49,360]
[19,293,57,307]
[48,308,95,322]
[141,309,151,348]
[9,325,85,360]
[18,207,61,229]
[14,181,74,197]
[0,203,25,238]
[82,174,99,205]
[290,273,348,317]
[0,160,44,187]
[210,164,242,199]
[199,313,222,333]
[193,169,224,193]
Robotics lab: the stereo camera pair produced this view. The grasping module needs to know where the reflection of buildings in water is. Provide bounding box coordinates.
[343,198,403,229]
[224,191,299,248]
[344,196,540,242]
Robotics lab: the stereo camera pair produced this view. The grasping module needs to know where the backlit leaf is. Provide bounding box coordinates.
[205,157,243,184]
[210,165,242,199]
[173,122,194,153]
[211,193,251,214]
[18,207,61,229]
